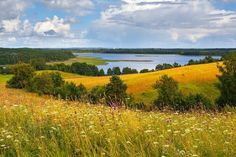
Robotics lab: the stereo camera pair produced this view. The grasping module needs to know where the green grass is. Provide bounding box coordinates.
[0,74,12,84]
[0,86,236,157]
[48,56,152,66]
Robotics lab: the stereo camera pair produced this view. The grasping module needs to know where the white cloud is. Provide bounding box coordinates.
[34,16,72,37]
[0,0,30,20]
[42,0,94,16]
[95,0,236,44]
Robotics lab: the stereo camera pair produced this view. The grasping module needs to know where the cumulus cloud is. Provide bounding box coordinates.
[42,0,94,16]
[0,0,31,20]
[34,16,72,37]
[95,0,236,43]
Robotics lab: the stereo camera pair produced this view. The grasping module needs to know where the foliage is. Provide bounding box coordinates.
[28,72,64,95]
[104,76,128,107]
[140,69,150,73]
[30,58,46,70]
[187,56,220,65]
[55,82,87,101]
[88,86,106,104]
[154,75,182,109]
[122,67,138,74]
[1,87,236,157]
[154,75,213,111]
[217,53,236,107]
[156,63,181,71]
[47,62,102,76]
[6,63,35,89]
[112,67,121,75]
[0,48,74,65]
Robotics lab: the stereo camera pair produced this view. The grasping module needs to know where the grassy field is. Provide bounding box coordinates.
[47,56,111,65]
[0,85,236,157]
[48,56,152,66]
[66,63,221,104]
[0,63,221,104]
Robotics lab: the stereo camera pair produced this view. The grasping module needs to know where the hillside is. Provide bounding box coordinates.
[0,63,221,104]
[66,63,221,103]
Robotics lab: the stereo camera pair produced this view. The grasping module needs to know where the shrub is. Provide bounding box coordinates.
[217,53,236,108]
[30,58,46,70]
[28,72,64,95]
[112,67,121,75]
[55,82,87,101]
[7,63,35,89]
[104,76,128,107]
[122,67,138,74]
[153,75,183,109]
[185,94,213,111]
[140,69,149,73]
[88,86,105,104]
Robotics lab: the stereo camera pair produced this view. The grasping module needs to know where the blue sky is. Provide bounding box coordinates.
[0,0,236,48]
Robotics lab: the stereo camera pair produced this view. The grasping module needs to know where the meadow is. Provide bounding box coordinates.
[47,56,111,65]
[65,63,221,104]
[0,84,235,157]
[0,62,221,104]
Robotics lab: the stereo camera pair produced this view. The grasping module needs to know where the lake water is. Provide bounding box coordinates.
[75,53,220,72]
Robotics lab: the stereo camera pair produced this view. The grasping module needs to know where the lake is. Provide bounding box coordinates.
[75,53,220,71]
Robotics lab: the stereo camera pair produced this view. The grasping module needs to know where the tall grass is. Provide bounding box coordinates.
[0,86,236,157]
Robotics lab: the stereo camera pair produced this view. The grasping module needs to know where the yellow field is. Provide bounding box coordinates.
[66,63,221,103]
[0,63,221,104]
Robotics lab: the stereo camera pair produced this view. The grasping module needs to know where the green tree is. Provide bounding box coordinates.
[7,63,35,89]
[112,67,121,75]
[30,58,46,70]
[107,68,113,75]
[88,86,105,104]
[98,69,105,76]
[217,53,236,107]
[153,75,183,109]
[56,82,87,101]
[28,72,64,95]
[105,76,128,107]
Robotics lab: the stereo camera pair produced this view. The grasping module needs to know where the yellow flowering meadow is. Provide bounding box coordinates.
[0,85,235,157]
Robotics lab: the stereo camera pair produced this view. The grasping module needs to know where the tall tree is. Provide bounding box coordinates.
[217,53,236,107]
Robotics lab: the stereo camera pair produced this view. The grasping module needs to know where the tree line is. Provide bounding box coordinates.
[0,48,74,65]
[5,53,236,112]
[73,48,236,56]
[1,56,220,76]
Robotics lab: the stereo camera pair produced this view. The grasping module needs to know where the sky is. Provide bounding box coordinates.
[0,0,236,48]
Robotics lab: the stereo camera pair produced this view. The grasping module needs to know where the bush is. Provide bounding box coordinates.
[153,75,182,109]
[185,94,213,111]
[30,58,46,70]
[28,72,64,95]
[104,76,128,107]
[153,75,213,111]
[7,63,35,89]
[140,69,149,73]
[217,53,236,108]
[88,86,105,104]
[122,67,138,74]
[55,82,87,101]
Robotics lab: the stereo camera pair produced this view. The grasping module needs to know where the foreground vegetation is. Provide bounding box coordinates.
[0,86,236,157]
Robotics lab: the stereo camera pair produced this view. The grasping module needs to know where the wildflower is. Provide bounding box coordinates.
[144,130,154,134]
[6,135,12,139]
[153,142,158,145]
[185,129,190,134]
[126,141,131,144]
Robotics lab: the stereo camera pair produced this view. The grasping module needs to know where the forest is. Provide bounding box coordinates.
[0,48,75,65]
